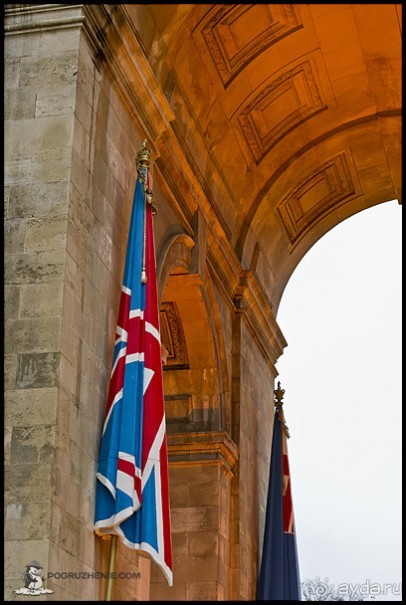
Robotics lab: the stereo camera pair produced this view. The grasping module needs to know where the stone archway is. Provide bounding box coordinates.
[4,4,401,601]
[151,233,237,600]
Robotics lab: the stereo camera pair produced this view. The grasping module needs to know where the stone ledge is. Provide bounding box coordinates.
[4,4,85,35]
[168,431,239,477]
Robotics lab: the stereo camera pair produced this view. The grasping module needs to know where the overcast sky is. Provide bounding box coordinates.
[275,199,402,602]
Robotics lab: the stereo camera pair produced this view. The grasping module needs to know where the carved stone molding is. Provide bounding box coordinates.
[4,4,85,34]
[237,59,327,163]
[277,153,356,244]
[160,302,190,370]
[168,431,239,477]
[199,4,303,88]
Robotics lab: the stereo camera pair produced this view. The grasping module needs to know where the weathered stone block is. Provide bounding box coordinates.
[19,51,79,88]
[24,216,68,253]
[171,506,219,533]
[187,581,218,601]
[5,387,58,427]
[10,425,55,465]
[171,531,188,556]
[83,280,106,324]
[188,531,219,557]
[47,538,93,599]
[188,480,220,507]
[72,116,91,163]
[39,27,82,56]
[63,251,81,294]
[58,353,78,400]
[4,30,41,59]
[5,318,61,354]
[8,180,69,220]
[4,250,65,285]
[5,499,52,540]
[35,84,77,118]
[81,378,106,437]
[70,148,92,199]
[4,285,21,319]
[50,504,80,558]
[4,185,10,218]
[16,352,60,389]
[4,159,32,186]
[4,219,26,254]
[4,427,12,465]
[5,115,74,160]
[52,451,81,521]
[44,581,76,602]
[6,463,53,502]
[80,342,107,392]
[32,149,72,187]
[150,581,187,601]
[20,282,63,318]
[74,89,94,134]
[167,481,189,508]
[4,354,18,390]
[4,57,21,89]
[5,539,50,581]
[173,554,219,584]
[94,222,114,270]
[4,87,37,120]
[60,320,80,367]
[69,410,100,460]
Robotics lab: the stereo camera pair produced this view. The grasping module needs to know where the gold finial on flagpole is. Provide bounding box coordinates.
[136,138,151,169]
[274,381,285,408]
[274,381,290,438]
[136,139,158,284]
[136,139,158,214]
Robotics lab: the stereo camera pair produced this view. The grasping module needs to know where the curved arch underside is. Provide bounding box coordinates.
[123,3,401,309]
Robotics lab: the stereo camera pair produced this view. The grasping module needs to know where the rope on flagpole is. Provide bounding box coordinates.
[141,193,148,284]
[105,534,118,601]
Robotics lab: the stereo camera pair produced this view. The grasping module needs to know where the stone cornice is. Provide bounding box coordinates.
[4,4,85,34]
[167,431,239,478]
[236,270,287,367]
[80,5,244,262]
[206,246,287,368]
[81,4,174,146]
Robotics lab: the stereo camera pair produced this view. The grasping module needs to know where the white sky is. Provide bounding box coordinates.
[275,200,402,602]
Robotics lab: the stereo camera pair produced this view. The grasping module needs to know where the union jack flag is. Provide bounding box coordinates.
[94,146,173,586]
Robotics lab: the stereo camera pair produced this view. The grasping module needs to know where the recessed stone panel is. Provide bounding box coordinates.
[199,4,303,87]
[277,153,356,244]
[237,60,327,163]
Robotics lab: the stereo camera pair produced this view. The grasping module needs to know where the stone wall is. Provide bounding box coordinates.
[4,5,150,600]
[48,22,150,600]
[237,322,275,599]
[4,5,82,599]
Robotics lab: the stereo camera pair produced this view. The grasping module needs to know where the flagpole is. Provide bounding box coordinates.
[105,535,118,601]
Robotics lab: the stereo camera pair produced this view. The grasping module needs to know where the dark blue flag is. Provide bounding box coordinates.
[257,389,301,600]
